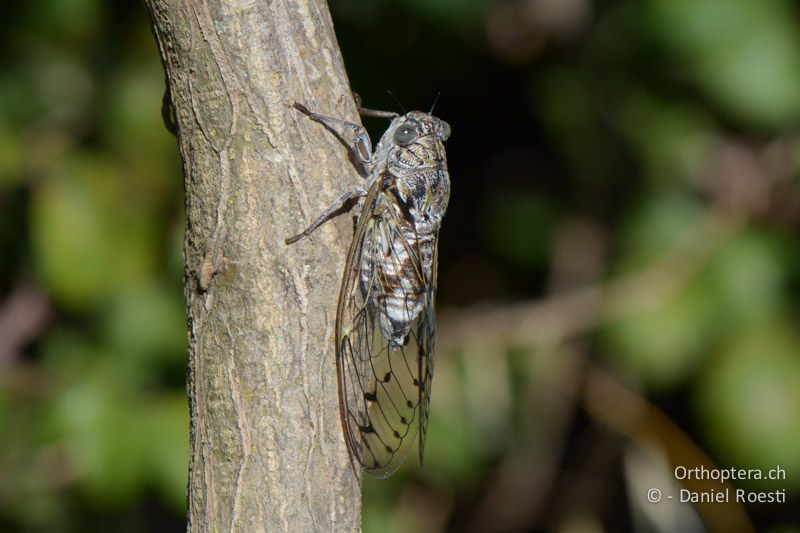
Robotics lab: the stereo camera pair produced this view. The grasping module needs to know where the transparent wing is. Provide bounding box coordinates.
[416,238,437,465]
[335,182,438,478]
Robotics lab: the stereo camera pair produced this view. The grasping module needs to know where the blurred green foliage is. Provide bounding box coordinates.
[1,0,799,531]
[0,2,186,531]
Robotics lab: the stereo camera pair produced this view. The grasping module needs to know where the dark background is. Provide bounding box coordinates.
[1,0,799,531]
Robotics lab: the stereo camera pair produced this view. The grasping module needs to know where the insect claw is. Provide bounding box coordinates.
[285,232,305,245]
[292,102,313,116]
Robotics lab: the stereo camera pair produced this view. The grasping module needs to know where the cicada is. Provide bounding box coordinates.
[286,99,451,477]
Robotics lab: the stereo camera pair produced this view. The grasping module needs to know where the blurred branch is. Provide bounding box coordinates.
[582,361,754,533]
[0,283,51,364]
[144,0,361,530]
[439,209,740,353]
[443,137,791,531]
[440,133,795,352]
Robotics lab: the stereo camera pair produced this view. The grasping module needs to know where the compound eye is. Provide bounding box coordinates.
[393,123,418,145]
[439,120,451,141]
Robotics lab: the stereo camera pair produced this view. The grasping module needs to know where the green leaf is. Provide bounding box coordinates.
[614,188,704,272]
[481,191,559,270]
[708,231,791,329]
[53,369,149,505]
[695,323,800,489]
[648,0,800,128]
[602,275,718,390]
[101,281,187,367]
[614,90,718,186]
[31,153,158,309]
[143,394,189,511]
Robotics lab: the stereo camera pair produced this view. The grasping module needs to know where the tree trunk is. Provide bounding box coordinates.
[144,1,361,530]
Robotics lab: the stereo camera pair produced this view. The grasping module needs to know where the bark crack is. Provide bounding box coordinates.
[227,324,252,531]
[194,0,241,148]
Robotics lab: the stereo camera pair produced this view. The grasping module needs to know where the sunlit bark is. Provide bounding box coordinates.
[144,1,362,530]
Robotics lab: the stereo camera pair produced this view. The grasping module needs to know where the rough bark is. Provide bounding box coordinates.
[144,1,361,530]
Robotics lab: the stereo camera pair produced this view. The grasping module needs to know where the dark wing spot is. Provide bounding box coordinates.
[412,378,419,386]
[359,424,375,434]
[385,445,393,453]
[364,392,377,402]
[400,417,407,424]
[383,372,392,382]
[393,430,401,438]
[406,400,413,408]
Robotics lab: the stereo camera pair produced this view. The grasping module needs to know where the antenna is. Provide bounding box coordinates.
[428,91,442,114]
[386,90,406,114]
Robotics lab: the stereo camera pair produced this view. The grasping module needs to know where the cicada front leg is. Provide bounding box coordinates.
[353,92,399,119]
[292,102,373,176]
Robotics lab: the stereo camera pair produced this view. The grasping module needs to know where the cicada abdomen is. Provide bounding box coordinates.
[286,102,450,477]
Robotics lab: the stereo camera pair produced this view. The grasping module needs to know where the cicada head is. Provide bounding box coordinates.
[380,111,450,175]
[390,111,450,143]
